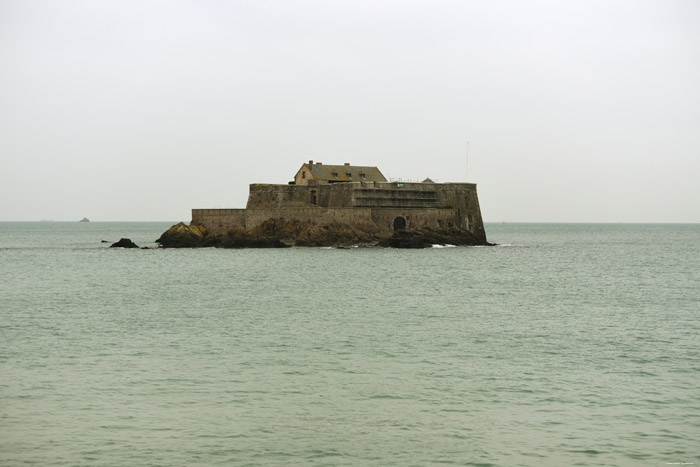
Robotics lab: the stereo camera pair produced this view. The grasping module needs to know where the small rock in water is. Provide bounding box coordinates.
[110,238,139,248]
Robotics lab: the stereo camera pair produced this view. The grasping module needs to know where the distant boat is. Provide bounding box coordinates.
[79,218,90,222]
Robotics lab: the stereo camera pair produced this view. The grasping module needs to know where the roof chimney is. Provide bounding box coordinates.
[308,160,313,165]
[344,162,350,166]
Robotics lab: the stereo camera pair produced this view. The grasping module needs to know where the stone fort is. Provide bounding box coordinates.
[192,161,487,243]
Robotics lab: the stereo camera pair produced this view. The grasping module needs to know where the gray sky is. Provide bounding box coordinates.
[1,0,699,222]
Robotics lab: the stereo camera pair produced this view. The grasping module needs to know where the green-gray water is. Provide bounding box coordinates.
[1,222,698,466]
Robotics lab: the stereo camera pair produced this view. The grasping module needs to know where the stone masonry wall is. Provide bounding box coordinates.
[246,184,312,209]
[370,208,460,233]
[193,207,464,236]
[191,209,246,234]
[192,182,486,242]
[244,207,376,230]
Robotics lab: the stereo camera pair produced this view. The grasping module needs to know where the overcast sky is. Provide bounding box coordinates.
[1,0,698,222]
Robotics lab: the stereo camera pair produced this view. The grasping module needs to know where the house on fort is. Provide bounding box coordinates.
[191,161,486,243]
[294,161,387,186]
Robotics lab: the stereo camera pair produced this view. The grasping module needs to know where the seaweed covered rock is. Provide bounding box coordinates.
[155,219,378,248]
[156,222,289,248]
[251,218,378,247]
[156,219,490,249]
[110,238,139,248]
[156,222,206,248]
[203,226,288,248]
[377,226,490,249]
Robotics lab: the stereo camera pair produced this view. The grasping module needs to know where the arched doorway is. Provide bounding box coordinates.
[393,216,406,231]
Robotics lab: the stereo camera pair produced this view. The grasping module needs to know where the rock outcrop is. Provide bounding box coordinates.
[110,238,139,248]
[156,219,490,249]
[249,218,379,247]
[156,222,288,248]
[377,227,490,249]
[155,222,207,248]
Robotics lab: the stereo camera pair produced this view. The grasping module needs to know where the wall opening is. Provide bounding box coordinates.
[310,190,317,205]
[393,216,406,231]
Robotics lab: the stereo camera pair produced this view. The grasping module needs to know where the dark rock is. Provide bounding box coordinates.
[110,238,139,248]
[207,230,289,248]
[378,231,432,249]
[377,227,492,249]
[156,222,207,248]
[156,222,289,248]
[156,220,491,249]
[156,219,376,249]
[250,218,377,247]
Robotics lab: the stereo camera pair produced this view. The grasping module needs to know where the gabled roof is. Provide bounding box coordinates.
[305,163,387,183]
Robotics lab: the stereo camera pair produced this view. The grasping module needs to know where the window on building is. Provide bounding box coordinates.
[332,172,338,177]
[302,171,306,179]
[360,173,366,178]
[346,173,352,177]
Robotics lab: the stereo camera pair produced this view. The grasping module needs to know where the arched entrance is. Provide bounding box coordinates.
[393,216,406,231]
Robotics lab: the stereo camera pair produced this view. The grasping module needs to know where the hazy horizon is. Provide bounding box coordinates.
[2,0,699,223]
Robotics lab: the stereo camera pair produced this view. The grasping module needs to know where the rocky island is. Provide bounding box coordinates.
[157,161,489,249]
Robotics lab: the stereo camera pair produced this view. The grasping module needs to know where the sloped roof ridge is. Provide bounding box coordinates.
[310,163,379,169]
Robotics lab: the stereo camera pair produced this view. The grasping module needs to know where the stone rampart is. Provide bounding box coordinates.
[244,207,375,230]
[192,209,246,234]
[246,184,313,209]
[370,208,460,233]
[192,181,486,243]
[193,206,468,237]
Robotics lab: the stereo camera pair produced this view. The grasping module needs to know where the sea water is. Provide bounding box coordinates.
[1,222,698,466]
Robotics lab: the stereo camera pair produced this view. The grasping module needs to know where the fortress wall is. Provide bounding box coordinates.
[382,182,436,190]
[350,182,474,208]
[432,183,476,210]
[304,182,341,208]
[244,207,375,230]
[370,208,460,233]
[372,181,471,192]
[326,183,356,207]
[192,205,482,239]
[246,184,312,209]
[192,182,486,241]
[192,209,246,234]
[317,185,331,207]
[352,189,439,208]
[464,188,486,243]
[430,184,487,240]
[245,182,480,210]
[429,184,486,242]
